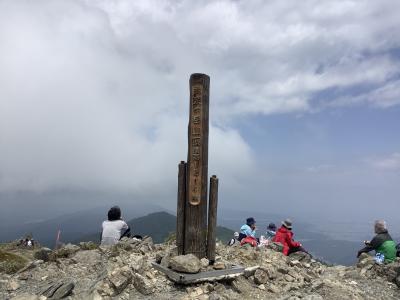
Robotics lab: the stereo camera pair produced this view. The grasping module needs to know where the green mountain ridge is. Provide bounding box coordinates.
[77,211,234,244]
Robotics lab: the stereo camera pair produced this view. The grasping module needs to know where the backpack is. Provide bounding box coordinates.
[240,236,257,247]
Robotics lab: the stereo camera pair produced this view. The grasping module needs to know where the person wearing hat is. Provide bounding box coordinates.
[265,222,277,241]
[227,232,240,246]
[238,217,257,242]
[273,219,307,256]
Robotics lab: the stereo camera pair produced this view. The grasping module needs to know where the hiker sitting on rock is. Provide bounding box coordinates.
[265,223,277,241]
[238,217,258,247]
[357,220,397,263]
[101,206,130,246]
[239,217,257,241]
[273,219,308,256]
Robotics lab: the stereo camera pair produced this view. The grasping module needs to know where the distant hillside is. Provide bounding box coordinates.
[78,211,235,244]
[0,203,165,248]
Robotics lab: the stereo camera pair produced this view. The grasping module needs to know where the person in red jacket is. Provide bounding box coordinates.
[273,219,308,256]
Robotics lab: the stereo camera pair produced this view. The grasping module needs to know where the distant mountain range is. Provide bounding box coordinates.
[77,211,234,244]
[2,202,398,266]
[0,203,165,247]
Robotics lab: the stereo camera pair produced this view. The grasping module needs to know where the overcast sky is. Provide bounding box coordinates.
[1,0,400,225]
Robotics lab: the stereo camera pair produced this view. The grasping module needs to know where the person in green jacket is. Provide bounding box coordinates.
[357,220,397,263]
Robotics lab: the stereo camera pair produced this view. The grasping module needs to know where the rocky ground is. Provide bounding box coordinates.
[0,238,399,300]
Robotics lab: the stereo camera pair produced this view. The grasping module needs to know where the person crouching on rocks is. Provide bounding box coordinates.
[238,217,258,247]
[273,219,308,256]
[101,206,130,246]
[227,232,240,246]
[357,220,397,263]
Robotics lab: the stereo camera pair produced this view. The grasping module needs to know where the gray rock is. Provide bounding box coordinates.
[79,241,98,250]
[201,258,210,268]
[55,244,80,258]
[133,273,155,295]
[311,279,324,291]
[277,266,289,274]
[169,254,201,273]
[72,250,102,265]
[51,282,75,299]
[109,268,131,295]
[303,294,324,300]
[42,282,64,298]
[254,269,268,284]
[10,293,40,300]
[160,246,178,268]
[357,253,374,268]
[243,265,259,278]
[262,265,278,280]
[213,262,225,270]
[231,276,252,294]
[267,283,280,293]
[289,251,312,262]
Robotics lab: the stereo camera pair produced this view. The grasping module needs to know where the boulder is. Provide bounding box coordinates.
[133,273,155,295]
[213,262,226,270]
[160,246,178,268]
[169,254,201,273]
[231,276,252,294]
[51,281,75,299]
[289,251,312,262]
[254,269,268,284]
[201,258,210,268]
[109,268,132,295]
[54,244,80,258]
[357,253,374,268]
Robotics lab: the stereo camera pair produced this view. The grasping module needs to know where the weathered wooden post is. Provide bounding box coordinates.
[184,73,210,258]
[155,75,245,281]
[176,161,187,255]
[207,175,219,263]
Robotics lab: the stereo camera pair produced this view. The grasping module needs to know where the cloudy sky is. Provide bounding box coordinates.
[1,0,399,224]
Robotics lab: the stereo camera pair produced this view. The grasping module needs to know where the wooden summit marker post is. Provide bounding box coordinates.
[176,73,219,260]
[184,73,210,258]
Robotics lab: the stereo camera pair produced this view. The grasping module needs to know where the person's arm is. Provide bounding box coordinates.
[100,222,104,243]
[286,232,300,248]
[357,244,374,257]
[243,226,255,238]
[120,221,130,239]
[357,236,379,257]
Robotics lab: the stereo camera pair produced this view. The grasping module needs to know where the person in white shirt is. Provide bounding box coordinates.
[101,206,130,246]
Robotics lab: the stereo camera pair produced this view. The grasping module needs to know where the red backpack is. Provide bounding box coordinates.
[240,236,257,247]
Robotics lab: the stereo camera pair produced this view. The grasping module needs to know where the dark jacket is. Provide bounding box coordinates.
[273,226,301,256]
[357,231,397,262]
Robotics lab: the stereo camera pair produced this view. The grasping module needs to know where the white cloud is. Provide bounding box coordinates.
[1,0,400,194]
[369,153,400,171]
[306,164,333,173]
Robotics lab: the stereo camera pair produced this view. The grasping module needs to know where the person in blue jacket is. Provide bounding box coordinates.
[238,217,256,241]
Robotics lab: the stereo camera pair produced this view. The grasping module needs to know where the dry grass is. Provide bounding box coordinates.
[0,249,28,274]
